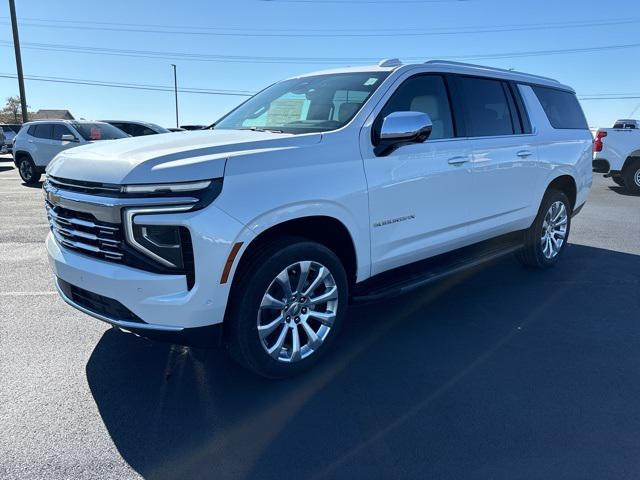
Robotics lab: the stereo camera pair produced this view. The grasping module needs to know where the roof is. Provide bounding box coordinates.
[30,109,75,120]
[292,59,573,92]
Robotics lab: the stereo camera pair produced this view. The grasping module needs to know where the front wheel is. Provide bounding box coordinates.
[517,189,572,269]
[18,157,41,184]
[622,159,640,195]
[226,238,348,378]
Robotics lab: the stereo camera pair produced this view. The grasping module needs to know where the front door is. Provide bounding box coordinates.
[360,74,475,275]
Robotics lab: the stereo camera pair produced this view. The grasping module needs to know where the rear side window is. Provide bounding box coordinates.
[378,75,454,140]
[31,124,54,139]
[455,76,517,137]
[532,86,588,130]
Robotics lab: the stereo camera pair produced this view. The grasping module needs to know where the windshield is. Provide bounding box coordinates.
[72,122,129,141]
[214,72,390,134]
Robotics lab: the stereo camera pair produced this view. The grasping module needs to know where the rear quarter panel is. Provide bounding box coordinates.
[520,85,593,214]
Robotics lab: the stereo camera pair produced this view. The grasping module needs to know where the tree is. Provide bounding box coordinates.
[0,96,33,123]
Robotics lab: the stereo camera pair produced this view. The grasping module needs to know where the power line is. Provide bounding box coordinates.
[0,17,638,38]
[0,73,254,96]
[260,0,475,3]
[1,40,639,65]
[4,16,637,34]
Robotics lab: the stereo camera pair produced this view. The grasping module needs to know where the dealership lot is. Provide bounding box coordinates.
[0,153,639,479]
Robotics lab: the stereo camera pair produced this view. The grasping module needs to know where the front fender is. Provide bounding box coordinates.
[225,200,370,283]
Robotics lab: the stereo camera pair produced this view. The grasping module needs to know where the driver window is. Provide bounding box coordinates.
[379,75,454,140]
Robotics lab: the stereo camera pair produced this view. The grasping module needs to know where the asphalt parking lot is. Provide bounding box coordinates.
[0,153,639,480]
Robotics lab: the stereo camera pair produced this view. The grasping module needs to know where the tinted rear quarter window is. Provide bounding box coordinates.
[455,76,516,137]
[532,86,588,130]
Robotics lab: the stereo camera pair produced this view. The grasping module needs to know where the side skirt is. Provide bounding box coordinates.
[352,232,524,303]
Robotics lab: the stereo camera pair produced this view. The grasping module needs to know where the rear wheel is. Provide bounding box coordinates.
[226,237,348,378]
[622,159,640,195]
[517,189,572,269]
[17,156,41,184]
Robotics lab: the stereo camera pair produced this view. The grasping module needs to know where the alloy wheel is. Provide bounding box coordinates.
[19,160,33,181]
[257,261,338,363]
[540,201,568,259]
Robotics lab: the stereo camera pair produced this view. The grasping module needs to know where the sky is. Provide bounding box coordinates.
[1,0,639,128]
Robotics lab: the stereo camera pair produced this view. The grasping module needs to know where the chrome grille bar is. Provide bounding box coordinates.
[46,199,125,263]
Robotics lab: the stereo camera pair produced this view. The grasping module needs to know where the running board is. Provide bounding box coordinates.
[352,235,523,303]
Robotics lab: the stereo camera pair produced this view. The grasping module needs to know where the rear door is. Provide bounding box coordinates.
[30,124,56,167]
[450,75,540,236]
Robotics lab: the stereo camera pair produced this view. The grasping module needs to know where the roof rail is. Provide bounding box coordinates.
[378,58,402,68]
[424,60,561,84]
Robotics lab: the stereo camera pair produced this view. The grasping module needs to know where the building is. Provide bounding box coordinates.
[30,109,75,120]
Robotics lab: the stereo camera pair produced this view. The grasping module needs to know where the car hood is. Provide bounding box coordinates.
[46,129,322,184]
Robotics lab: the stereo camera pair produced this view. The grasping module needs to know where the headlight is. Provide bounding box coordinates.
[124,206,192,269]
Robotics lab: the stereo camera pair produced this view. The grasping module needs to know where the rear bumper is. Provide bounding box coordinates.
[592,159,610,173]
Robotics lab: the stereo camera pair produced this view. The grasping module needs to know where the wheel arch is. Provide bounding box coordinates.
[622,153,640,172]
[13,150,33,163]
[546,174,577,210]
[233,215,360,290]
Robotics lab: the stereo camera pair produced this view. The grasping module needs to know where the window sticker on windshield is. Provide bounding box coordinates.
[364,78,379,86]
[90,128,102,140]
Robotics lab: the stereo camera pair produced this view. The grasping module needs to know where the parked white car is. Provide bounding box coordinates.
[593,119,640,194]
[12,120,128,184]
[44,60,592,377]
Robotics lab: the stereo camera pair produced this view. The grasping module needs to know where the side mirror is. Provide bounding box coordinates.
[375,111,433,157]
[61,134,79,143]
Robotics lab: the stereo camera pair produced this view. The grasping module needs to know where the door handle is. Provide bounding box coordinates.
[517,150,533,158]
[448,156,470,166]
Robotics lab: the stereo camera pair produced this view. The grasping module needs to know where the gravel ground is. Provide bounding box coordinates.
[1,154,639,480]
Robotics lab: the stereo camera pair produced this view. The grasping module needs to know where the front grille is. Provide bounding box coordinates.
[47,175,123,196]
[45,179,197,288]
[58,279,144,323]
[46,200,124,262]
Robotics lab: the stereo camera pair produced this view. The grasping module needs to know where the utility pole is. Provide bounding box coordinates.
[171,64,179,128]
[8,0,28,123]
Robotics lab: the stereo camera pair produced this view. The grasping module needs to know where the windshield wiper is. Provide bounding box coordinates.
[238,127,286,134]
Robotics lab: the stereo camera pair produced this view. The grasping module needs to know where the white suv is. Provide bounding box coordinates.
[13,120,127,184]
[45,60,592,377]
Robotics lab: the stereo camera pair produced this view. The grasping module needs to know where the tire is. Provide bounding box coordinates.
[611,175,625,187]
[226,237,348,378]
[517,189,572,269]
[622,158,640,195]
[17,156,41,184]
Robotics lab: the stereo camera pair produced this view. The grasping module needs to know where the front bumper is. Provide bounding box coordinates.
[46,200,253,344]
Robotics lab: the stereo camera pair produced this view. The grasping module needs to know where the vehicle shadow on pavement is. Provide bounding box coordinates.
[20,181,44,189]
[608,186,640,197]
[86,244,640,480]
